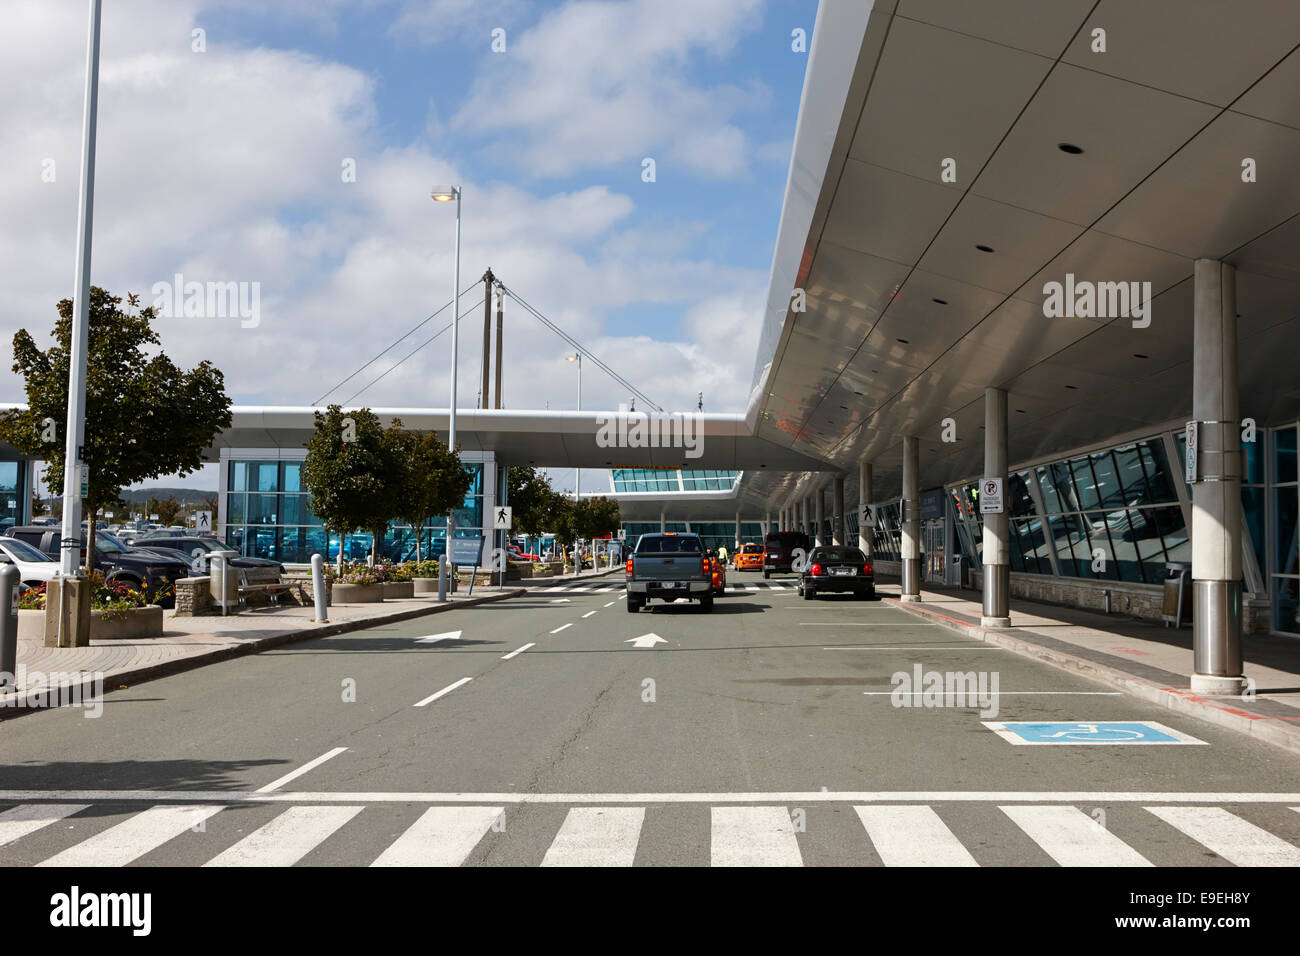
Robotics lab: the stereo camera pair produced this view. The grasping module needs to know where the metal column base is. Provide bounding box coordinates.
[1190,578,1245,695]
[900,559,921,601]
[981,563,1011,628]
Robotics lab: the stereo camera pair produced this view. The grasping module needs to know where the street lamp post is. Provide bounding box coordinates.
[566,352,581,575]
[431,185,461,602]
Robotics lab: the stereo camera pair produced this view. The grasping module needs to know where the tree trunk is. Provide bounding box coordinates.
[83,492,96,578]
[338,532,346,573]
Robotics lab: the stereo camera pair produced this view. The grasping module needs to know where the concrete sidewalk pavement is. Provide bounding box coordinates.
[879,577,1300,756]
[0,587,525,716]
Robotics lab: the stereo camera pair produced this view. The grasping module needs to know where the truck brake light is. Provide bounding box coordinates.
[626,557,634,576]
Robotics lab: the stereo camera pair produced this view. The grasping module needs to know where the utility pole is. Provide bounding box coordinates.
[493,281,504,409]
[480,267,494,409]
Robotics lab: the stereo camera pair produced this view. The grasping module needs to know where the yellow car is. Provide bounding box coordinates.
[734,543,764,571]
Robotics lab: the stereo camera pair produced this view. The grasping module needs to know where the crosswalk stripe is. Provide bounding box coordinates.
[1001,806,1152,867]
[36,805,225,867]
[711,806,802,866]
[855,805,978,866]
[0,804,89,848]
[1146,806,1300,866]
[541,807,645,867]
[205,805,363,867]
[371,806,503,867]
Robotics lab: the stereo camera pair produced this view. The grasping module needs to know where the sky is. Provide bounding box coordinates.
[2,0,814,494]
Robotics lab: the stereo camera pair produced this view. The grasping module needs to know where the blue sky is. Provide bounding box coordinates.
[3,0,817,489]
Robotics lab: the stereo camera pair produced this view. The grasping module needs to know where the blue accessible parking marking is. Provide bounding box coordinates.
[983,721,1208,746]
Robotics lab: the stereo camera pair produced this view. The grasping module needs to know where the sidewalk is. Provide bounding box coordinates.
[0,586,524,716]
[523,566,621,588]
[878,577,1300,755]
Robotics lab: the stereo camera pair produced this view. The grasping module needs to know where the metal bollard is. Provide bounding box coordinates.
[0,565,19,687]
[311,553,328,622]
[0,565,17,687]
[212,554,227,617]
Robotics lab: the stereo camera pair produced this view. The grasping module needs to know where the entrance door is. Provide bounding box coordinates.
[922,518,946,583]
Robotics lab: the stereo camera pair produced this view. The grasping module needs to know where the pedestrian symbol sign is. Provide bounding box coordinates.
[983,721,1206,746]
[494,506,512,530]
[194,510,212,532]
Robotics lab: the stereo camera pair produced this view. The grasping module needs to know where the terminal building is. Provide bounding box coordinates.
[2,1,1297,692]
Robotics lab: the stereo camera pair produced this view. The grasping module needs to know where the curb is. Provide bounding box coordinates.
[0,588,527,718]
[523,568,622,589]
[886,595,1300,757]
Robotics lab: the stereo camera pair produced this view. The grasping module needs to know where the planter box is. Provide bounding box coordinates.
[21,605,164,642]
[413,576,457,595]
[382,581,414,599]
[509,562,533,579]
[332,582,384,603]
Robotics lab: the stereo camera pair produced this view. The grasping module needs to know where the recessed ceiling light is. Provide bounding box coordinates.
[1057,142,1084,154]
[840,405,849,410]
[1016,409,1026,413]
[975,244,995,253]
[1133,353,1148,359]
[932,298,948,305]
[896,338,909,344]
[1065,384,1078,389]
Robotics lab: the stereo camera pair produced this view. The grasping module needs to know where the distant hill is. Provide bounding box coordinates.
[46,487,217,508]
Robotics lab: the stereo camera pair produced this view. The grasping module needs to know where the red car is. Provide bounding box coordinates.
[508,545,541,562]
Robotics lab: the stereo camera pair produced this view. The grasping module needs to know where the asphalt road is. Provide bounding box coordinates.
[2,571,1298,866]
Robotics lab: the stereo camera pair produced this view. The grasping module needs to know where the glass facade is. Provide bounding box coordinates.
[611,469,739,493]
[223,457,485,564]
[1270,425,1298,634]
[0,461,25,532]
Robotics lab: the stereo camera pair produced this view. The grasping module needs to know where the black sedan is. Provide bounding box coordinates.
[132,536,284,574]
[798,546,875,600]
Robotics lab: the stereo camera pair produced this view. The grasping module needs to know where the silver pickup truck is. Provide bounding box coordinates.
[625,532,713,613]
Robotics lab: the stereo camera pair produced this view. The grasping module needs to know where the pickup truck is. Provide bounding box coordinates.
[5,525,189,608]
[625,532,713,613]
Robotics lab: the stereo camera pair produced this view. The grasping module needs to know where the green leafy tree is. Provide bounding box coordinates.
[572,496,622,540]
[0,287,232,574]
[155,495,184,526]
[31,494,46,517]
[384,422,470,561]
[301,406,393,569]
[507,466,558,536]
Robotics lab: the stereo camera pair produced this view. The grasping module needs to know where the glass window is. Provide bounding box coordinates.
[1273,576,1299,635]
[1048,514,1082,576]
[1273,427,1297,485]
[1090,451,1126,510]
[1243,437,1264,485]
[283,462,302,493]
[227,493,247,524]
[1070,458,1101,511]
[1242,487,1266,577]
[247,494,278,525]
[1104,510,1144,582]
[1140,440,1178,503]
[1275,486,1298,578]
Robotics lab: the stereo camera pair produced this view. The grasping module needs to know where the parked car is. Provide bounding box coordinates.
[763,530,810,578]
[707,549,727,595]
[734,542,764,571]
[797,546,875,600]
[133,536,283,574]
[507,545,541,562]
[4,525,189,607]
[625,532,713,612]
[0,536,63,585]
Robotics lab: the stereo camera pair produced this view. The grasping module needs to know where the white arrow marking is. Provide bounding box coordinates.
[415,630,462,643]
[550,598,570,603]
[625,633,668,649]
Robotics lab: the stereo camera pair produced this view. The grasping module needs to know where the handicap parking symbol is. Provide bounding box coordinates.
[983,720,1207,746]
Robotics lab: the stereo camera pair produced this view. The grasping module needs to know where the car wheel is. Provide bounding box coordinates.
[699,594,714,612]
[763,570,770,579]
[803,585,815,600]
[626,598,639,613]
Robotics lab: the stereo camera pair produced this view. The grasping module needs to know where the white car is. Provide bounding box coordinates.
[0,536,63,585]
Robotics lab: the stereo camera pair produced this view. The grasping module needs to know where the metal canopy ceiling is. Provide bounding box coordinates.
[745,0,1300,511]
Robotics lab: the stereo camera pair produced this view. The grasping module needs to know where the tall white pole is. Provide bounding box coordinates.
[575,352,581,500]
[436,186,462,602]
[61,0,103,578]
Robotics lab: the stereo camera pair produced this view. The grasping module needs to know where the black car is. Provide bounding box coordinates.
[133,536,283,574]
[5,525,190,607]
[797,546,875,600]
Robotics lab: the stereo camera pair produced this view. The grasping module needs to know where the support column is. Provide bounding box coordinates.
[981,387,1011,627]
[1191,259,1245,695]
[901,435,921,601]
[801,496,809,540]
[858,461,873,557]
[814,488,825,547]
[764,510,771,538]
[659,510,665,533]
[734,512,741,550]
[833,476,846,546]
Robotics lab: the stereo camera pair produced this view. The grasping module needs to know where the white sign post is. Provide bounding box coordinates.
[493,506,512,531]
[980,478,1004,514]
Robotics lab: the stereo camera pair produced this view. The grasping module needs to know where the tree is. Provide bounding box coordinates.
[155,495,184,526]
[300,406,393,569]
[508,466,558,536]
[573,496,622,540]
[31,494,46,517]
[0,287,232,574]
[383,422,470,561]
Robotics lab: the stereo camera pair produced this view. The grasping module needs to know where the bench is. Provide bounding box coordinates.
[235,566,294,608]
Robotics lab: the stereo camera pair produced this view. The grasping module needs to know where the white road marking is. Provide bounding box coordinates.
[863,691,1120,696]
[256,747,349,793]
[36,805,225,867]
[415,630,462,643]
[603,601,615,608]
[582,611,596,619]
[0,804,88,848]
[618,593,627,600]
[501,643,535,660]
[371,806,504,867]
[413,678,473,707]
[824,645,1002,651]
[1002,806,1152,867]
[1145,806,1300,866]
[541,807,645,867]
[801,622,932,626]
[625,633,668,649]
[550,598,570,603]
[550,623,572,634]
[711,806,802,866]
[205,805,363,867]
[855,806,978,867]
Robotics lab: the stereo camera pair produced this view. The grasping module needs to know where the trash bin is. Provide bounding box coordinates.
[1162,562,1192,628]
[950,554,968,589]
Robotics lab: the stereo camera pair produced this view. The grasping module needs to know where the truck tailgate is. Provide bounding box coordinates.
[634,556,704,581]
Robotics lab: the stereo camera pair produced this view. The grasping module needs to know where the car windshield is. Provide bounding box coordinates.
[0,538,51,562]
[743,544,763,553]
[636,535,702,554]
[811,548,866,563]
[95,532,128,553]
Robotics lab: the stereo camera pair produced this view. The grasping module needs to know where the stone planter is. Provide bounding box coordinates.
[21,605,164,642]
[382,581,414,599]
[509,562,533,579]
[331,582,384,603]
